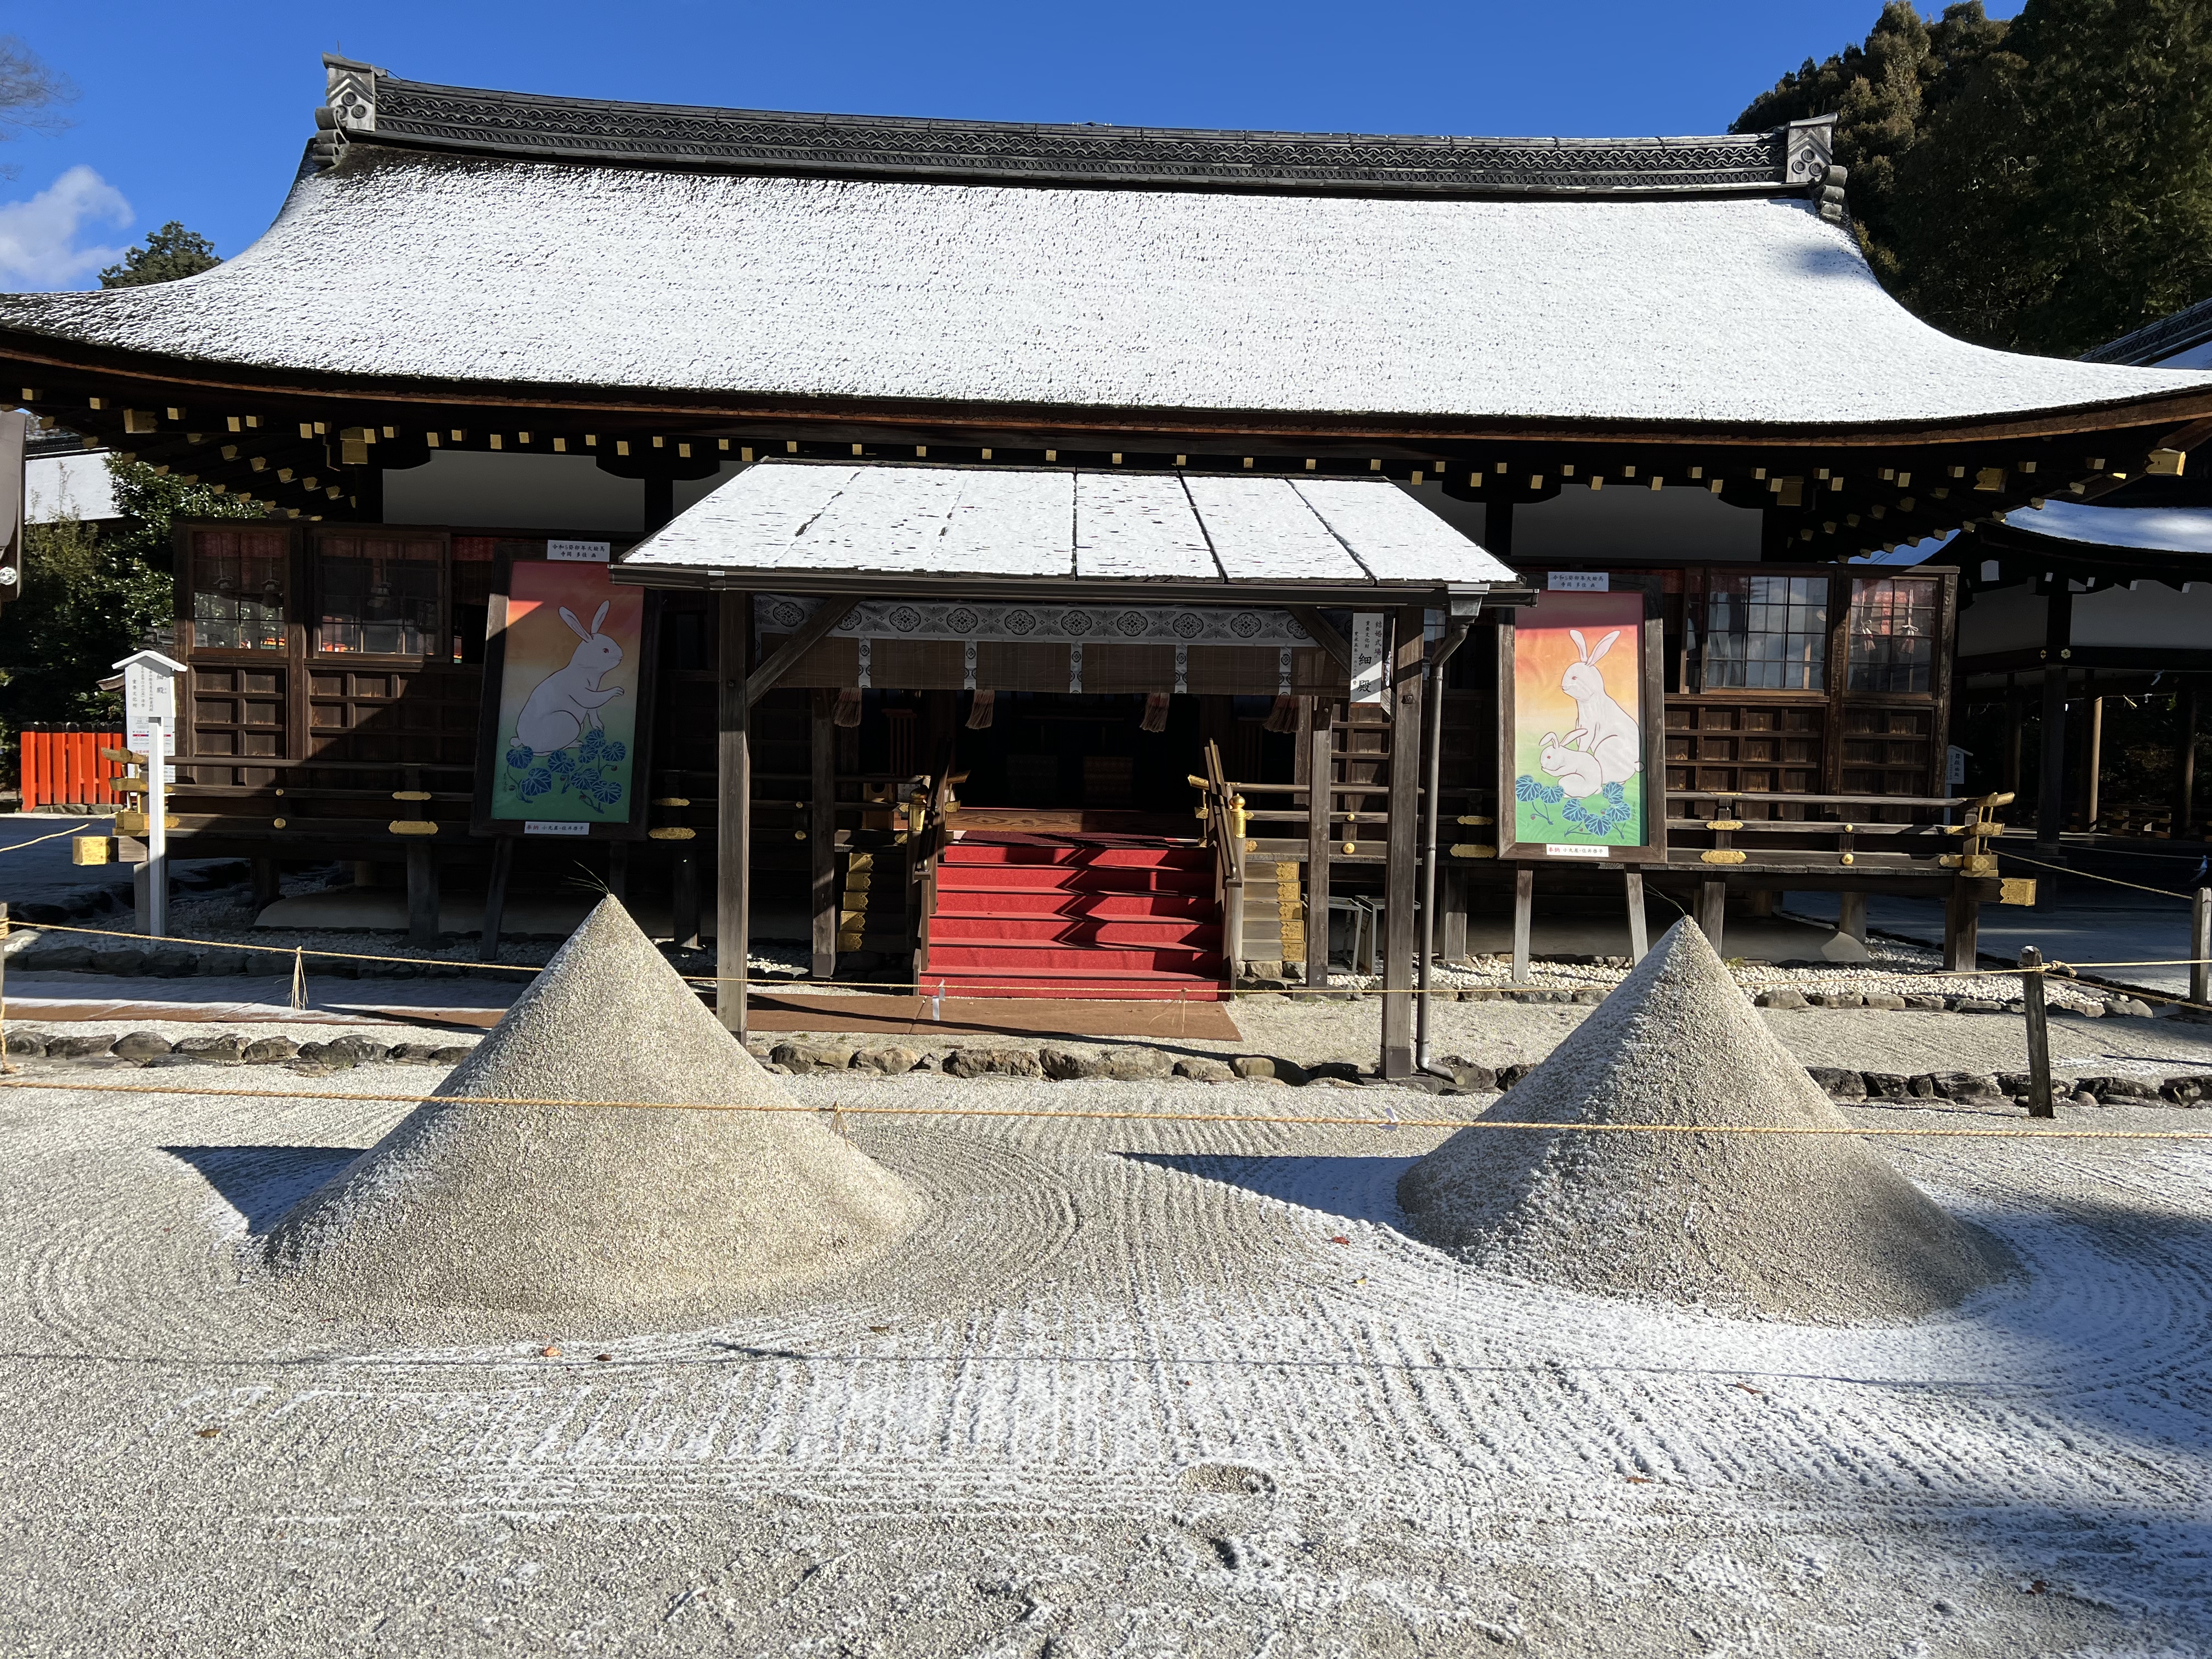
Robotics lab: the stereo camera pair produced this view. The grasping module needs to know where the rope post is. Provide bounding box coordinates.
[2193,887,2210,1008]
[0,901,11,1075]
[2020,945,2055,1120]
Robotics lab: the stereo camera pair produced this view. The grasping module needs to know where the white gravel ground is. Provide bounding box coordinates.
[2,1027,2210,1652]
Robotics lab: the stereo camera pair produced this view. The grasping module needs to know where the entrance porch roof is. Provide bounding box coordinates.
[614,460,1530,606]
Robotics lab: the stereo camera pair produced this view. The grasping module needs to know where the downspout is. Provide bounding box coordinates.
[1418,596,1482,1076]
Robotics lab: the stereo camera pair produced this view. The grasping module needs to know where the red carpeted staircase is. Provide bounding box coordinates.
[919,835,1226,1001]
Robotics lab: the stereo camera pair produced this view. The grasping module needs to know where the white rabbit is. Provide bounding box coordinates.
[1537,729,1605,798]
[1560,628,1642,786]
[515,600,626,753]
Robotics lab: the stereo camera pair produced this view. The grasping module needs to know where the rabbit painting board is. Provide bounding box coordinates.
[1506,592,1650,853]
[483,560,647,830]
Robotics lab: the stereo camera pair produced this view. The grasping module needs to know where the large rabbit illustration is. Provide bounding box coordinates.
[515,600,626,753]
[1560,629,1641,786]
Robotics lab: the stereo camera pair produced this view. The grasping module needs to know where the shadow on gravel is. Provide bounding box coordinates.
[160,1144,364,1232]
[1121,1152,1419,1229]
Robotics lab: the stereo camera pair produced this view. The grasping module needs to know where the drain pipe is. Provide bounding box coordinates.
[1418,598,1481,1076]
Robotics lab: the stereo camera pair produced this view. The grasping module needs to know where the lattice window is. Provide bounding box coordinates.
[315,533,441,656]
[1695,574,1828,691]
[189,528,287,651]
[1846,576,1939,693]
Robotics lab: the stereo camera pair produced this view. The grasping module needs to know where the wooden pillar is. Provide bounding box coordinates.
[607,839,629,906]
[1304,696,1333,995]
[2002,674,2024,799]
[810,687,838,980]
[2178,679,2200,834]
[404,843,439,947]
[2036,583,2071,853]
[716,591,752,1036]
[1441,867,1468,963]
[1623,868,1647,963]
[1944,876,1982,973]
[2081,676,2104,830]
[670,850,700,950]
[1696,878,1726,952]
[1381,606,1424,1079]
[478,836,514,962]
[644,476,675,533]
[250,856,281,913]
[1837,890,1868,944]
[1511,864,1533,983]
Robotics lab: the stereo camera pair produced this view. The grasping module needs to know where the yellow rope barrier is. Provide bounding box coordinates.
[0,822,106,856]
[2,1073,2209,1139]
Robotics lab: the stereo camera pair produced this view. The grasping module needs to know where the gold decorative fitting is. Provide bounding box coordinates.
[1999,877,2038,906]
[70,836,114,866]
[123,409,157,433]
[1243,839,1258,853]
[388,820,438,836]
[391,790,432,802]
[488,435,503,450]
[1707,819,1742,830]
[794,830,807,840]
[1456,814,1494,826]
[650,827,697,841]
[1701,849,1747,865]
[1974,467,2006,492]
[615,439,630,457]
[1839,852,1855,866]
[1450,843,1498,859]
[651,796,691,807]
[272,817,286,828]
[2148,448,2187,477]
[1342,842,1357,855]
[1962,854,1998,878]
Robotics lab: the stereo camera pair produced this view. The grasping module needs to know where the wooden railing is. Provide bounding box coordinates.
[1667,789,2014,873]
[909,753,959,987]
[1187,741,1248,977]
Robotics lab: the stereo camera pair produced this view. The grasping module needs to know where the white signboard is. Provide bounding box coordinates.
[1348,612,1387,706]
[1545,843,1612,859]
[524,819,592,836]
[1547,571,1610,592]
[548,540,612,563]
[1946,744,1969,787]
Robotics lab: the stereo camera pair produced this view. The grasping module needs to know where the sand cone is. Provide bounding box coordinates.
[266,898,922,1316]
[1398,920,2010,1324]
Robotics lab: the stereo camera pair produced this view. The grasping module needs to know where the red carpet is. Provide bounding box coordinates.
[919,836,1227,1001]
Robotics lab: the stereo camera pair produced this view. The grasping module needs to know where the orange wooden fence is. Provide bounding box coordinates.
[18,726,126,811]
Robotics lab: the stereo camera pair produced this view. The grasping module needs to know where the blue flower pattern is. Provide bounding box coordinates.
[1515,775,1632,838]
[504,723,629,816]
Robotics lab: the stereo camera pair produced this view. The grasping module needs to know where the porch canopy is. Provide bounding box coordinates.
[617,460,1526,695]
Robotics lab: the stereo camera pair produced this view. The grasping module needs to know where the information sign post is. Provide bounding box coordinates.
[114,650,185,939]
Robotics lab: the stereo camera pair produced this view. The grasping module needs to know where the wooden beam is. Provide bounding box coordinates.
[1623,868,1647,963]
[1289,606,1354,675]
[404,843,439,947]
[1837,890,1868,944]
[1381,606,1425,1079]
[670,849,700,950]
[718,591,752,1037]
[1944,876,1981,973]
[1511,865,1533,983]
[810,687,838,980]
[478,836,514,962]
[1697,878,1726,951]
[746,599,849,707]
[2037,584,2071,855]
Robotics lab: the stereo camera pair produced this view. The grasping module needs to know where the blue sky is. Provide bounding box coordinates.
[0,2,2018,290]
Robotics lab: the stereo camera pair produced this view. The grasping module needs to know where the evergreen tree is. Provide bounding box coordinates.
[98,222,221,289]
[1735,1,2211,356]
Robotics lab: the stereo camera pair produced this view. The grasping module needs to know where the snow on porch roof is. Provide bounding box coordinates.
[615,461,1521,599]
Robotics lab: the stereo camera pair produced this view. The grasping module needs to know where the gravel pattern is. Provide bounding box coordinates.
[262,898,921,1329]
[1400,922,2014,1325]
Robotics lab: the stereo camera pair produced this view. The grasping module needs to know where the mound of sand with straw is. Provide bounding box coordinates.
[1398,920,2012,1324]
[264,897,922,1318]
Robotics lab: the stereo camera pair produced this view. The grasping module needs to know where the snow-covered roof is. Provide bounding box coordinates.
[2001,500,2212,555]
[617,461,1519,597]
[2084,294,2212,370]
[2,62,2208,437]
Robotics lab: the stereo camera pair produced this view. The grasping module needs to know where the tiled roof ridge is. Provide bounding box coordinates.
[2083,294,2212,367]
[313,54,1839,200]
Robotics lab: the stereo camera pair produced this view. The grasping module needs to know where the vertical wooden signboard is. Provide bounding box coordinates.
[1497,591,1667,864]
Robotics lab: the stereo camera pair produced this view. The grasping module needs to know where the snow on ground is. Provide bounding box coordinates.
[2,1060,2209,1654]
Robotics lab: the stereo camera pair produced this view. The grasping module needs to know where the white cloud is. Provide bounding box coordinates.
[0,166,132,291]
